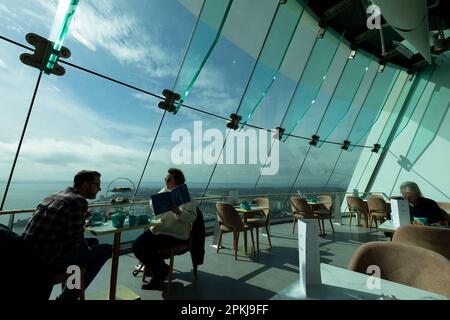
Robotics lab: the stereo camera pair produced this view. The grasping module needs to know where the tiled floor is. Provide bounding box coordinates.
[50,218,389,300]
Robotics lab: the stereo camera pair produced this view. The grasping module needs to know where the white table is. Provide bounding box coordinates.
[378,220,397,234]
[272,263,448,300]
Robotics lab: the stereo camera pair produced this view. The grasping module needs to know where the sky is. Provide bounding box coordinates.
[0,0,396,196]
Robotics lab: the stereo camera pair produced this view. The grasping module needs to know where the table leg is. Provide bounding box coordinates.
[109,232,121,300]
[243,229,247,255]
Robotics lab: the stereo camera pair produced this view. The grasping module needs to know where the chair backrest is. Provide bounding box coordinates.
[251,197,270,219]
[348,241,450,297]
[290,196,314,217]
[317,195,332,212]
[392,224,450,259]
[216,202,245,232]
[346,196,367,214]
[367,196,388,214]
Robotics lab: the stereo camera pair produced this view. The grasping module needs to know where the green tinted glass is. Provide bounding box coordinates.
[281,30,344,141]
[237,1,307,127]
[346,66,400,149]
[173,0,232,112]
[316,52,373,146]
[392,66,436,140]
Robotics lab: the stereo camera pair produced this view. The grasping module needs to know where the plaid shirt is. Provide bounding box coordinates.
[22,187,88,264]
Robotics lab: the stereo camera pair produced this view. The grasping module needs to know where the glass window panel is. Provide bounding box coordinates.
[346,65,400,148]
[281,29,345,140]
[235,0,306,126]
[3,63,162,234]
[376,72,414,147]
[324,60,379,143]
[0,40,43,219]
[326,147,368,190]
[246,7,319,130]
[0,0,59,45]
[392,65,436,140]
[293,143,345,191]
[62,0,202,94]
[315,52,373,146]
[173,0,233,111]
[405,77,450,165]
[179,0,277,118]
[290,42,349,139]
[255,138,310,192]
[136,105,227,229]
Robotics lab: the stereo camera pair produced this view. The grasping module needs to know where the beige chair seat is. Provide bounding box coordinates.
[348,241,450,297]
[393,224,450,259]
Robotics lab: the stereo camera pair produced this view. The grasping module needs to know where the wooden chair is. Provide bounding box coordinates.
[141,208,205,294]
[392,224,450,259]
[290,196,324,236]
[367,195,389,229]
[346,196,369,228]
[142,241,193,294]
[245,198,272,252]
[216,202,255,260]
[348,241,450,297]
[314,195,335,234]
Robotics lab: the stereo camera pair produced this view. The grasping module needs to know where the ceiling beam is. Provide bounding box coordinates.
[353,29,379,44]
[322,0,357,23]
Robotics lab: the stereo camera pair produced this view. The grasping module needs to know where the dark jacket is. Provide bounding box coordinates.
[0,224,52,300]
[409,197,447,224]
[190,207,205,267]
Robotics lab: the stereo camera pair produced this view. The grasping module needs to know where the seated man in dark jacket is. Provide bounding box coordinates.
[22,170,112,300]
[399,181,447,224]
[0,224,52,300]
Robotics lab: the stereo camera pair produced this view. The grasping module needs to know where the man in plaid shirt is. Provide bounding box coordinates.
[23,170,112,300]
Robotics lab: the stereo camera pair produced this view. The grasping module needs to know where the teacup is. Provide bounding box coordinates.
[112,212,126,228]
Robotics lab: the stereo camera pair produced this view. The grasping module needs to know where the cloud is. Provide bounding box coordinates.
[68,0,179,78]
[71,31,96,51]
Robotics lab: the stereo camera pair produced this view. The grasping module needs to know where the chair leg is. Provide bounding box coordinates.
[217,230,223,254]
[369,214,373,230]
[317,219,323,235]
[193,265,198,278]
[265,223,272,248]
[167,253,175,294]
[374,217,378,228]
[329,217,335,233]
[249,228,255,255]
[321,219,326,236]
[292,217,297,235]
[349,210,353,226]
[255,227,259,253]
[234,232,240,260]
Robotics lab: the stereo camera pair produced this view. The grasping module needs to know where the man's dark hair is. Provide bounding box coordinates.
[168,168,185,185]
[73,170,101,188]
